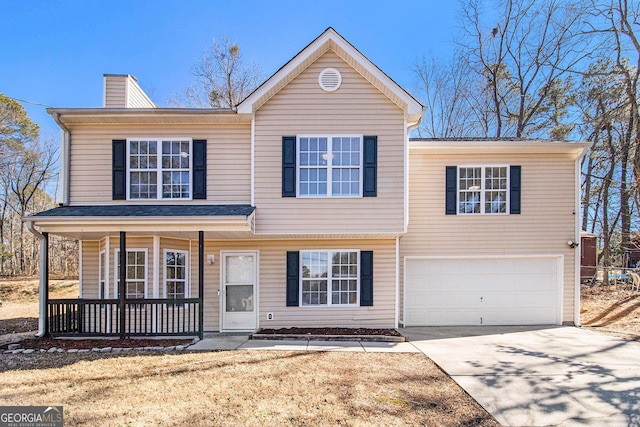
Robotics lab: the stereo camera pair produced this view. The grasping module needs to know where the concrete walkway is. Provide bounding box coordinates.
[189,334,420,353]
[403,326,640,427]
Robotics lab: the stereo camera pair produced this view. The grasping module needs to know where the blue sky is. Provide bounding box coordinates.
[2,1,460,137]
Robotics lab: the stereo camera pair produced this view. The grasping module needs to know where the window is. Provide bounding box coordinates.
[114,249,147,299]
[301,250,359,306]
[99,250,106,299]
[128,138,191,200]
[458,166,508,214]
[298,135,362,197]
[165,250,188,300]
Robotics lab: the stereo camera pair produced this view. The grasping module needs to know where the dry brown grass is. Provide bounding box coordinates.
[581,285,640,340]
[0,351,497,427]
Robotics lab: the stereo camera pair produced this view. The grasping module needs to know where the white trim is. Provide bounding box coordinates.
[298,249,360,307]
[219,250,259,332]
[105,237,110,299]
[403,254,564,326]
[126,137,193,201]
[163,248,189,299]
[409,139,592,156]
[113,248,148,299]
[250,113,256,206]
[457,165,510,215]
[153,236,160,298]
[99,249,106,299]
[78,241,83,298]
[404,114,409,233]
[574,156,582,326]
[296,134,364,198]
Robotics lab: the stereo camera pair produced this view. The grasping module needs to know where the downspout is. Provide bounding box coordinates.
[395,236,400,329]
[51,112,70,206]
[25,219,48,337]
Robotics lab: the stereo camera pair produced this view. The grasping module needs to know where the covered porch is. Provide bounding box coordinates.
[24,204,256,339]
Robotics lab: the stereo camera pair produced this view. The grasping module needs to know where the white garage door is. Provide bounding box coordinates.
[404,256,562,326]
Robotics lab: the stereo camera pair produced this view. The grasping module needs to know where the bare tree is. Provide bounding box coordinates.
[413,54,491,137]
[458,0,589,138]
[168,36,263,109]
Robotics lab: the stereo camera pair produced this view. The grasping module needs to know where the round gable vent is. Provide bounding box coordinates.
[319,68,342,92]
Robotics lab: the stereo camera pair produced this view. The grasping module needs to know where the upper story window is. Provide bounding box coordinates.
[458,166,509,214]
[127,138,192,200]
[298,135,362,197]
[448,164,518,215]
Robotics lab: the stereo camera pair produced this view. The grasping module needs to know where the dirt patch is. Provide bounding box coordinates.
[1,337,193,351]
[0,317,37,336]
[257,327,403,337]
[581,285,640,340]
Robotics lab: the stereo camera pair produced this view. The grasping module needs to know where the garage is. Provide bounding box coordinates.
[404,256,563,326]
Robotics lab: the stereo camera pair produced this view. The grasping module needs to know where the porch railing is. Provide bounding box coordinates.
[47,298,201,337]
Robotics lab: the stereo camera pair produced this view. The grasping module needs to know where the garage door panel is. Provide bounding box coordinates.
[404,257,562,326]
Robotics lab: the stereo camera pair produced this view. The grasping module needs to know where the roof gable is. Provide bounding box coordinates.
[237,28,424,126]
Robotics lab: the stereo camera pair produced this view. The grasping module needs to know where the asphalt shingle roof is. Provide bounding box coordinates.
[32,204,255,218]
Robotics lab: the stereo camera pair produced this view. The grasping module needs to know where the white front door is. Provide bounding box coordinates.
[221,252,258,331]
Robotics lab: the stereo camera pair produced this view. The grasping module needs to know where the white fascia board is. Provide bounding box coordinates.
[409,140,592,157]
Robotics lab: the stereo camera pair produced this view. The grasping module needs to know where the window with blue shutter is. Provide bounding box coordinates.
[363,136,377,197]
[192,139,207,200]
[112,139,126,200]
[286,251,300,306]
[282,136,297,197]
[447,165,521,215]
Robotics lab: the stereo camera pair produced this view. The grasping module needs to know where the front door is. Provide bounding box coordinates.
[221,252,258,331]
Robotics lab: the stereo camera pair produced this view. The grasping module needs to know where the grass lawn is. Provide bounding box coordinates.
[0,350,497,426]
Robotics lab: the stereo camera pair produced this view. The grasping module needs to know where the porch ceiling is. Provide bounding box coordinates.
[24,204,256,240]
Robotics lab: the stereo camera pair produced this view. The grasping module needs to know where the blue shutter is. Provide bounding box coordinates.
[363,136,377,197]
[112,140,126,200]
[360,251,373,306]
[510,166,521,214]
[193,140,207,200]
[445,166,457,215]
[282,136,296,197]
[286,251,300,306]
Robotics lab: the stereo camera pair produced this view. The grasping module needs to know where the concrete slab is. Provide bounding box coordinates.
[404,326,640,427]
[238,339,309,351]
[306,341,364,352]
[189,335,248,351]
[361,341,421,353]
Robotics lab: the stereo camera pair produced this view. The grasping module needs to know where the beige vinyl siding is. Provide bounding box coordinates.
[104,75,155,108]
[253,51,406,235]
[104,76,127,108]
[401,152,577,324]
[82,236,396,331]
[126,79,155,108]
[67,124,251,205]
[197,239,396,331]
[80,241,100,299]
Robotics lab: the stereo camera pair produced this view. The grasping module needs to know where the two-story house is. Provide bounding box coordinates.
[25,28,590,338]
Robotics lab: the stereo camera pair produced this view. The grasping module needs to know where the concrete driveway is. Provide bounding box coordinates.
[403,326,640,427]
